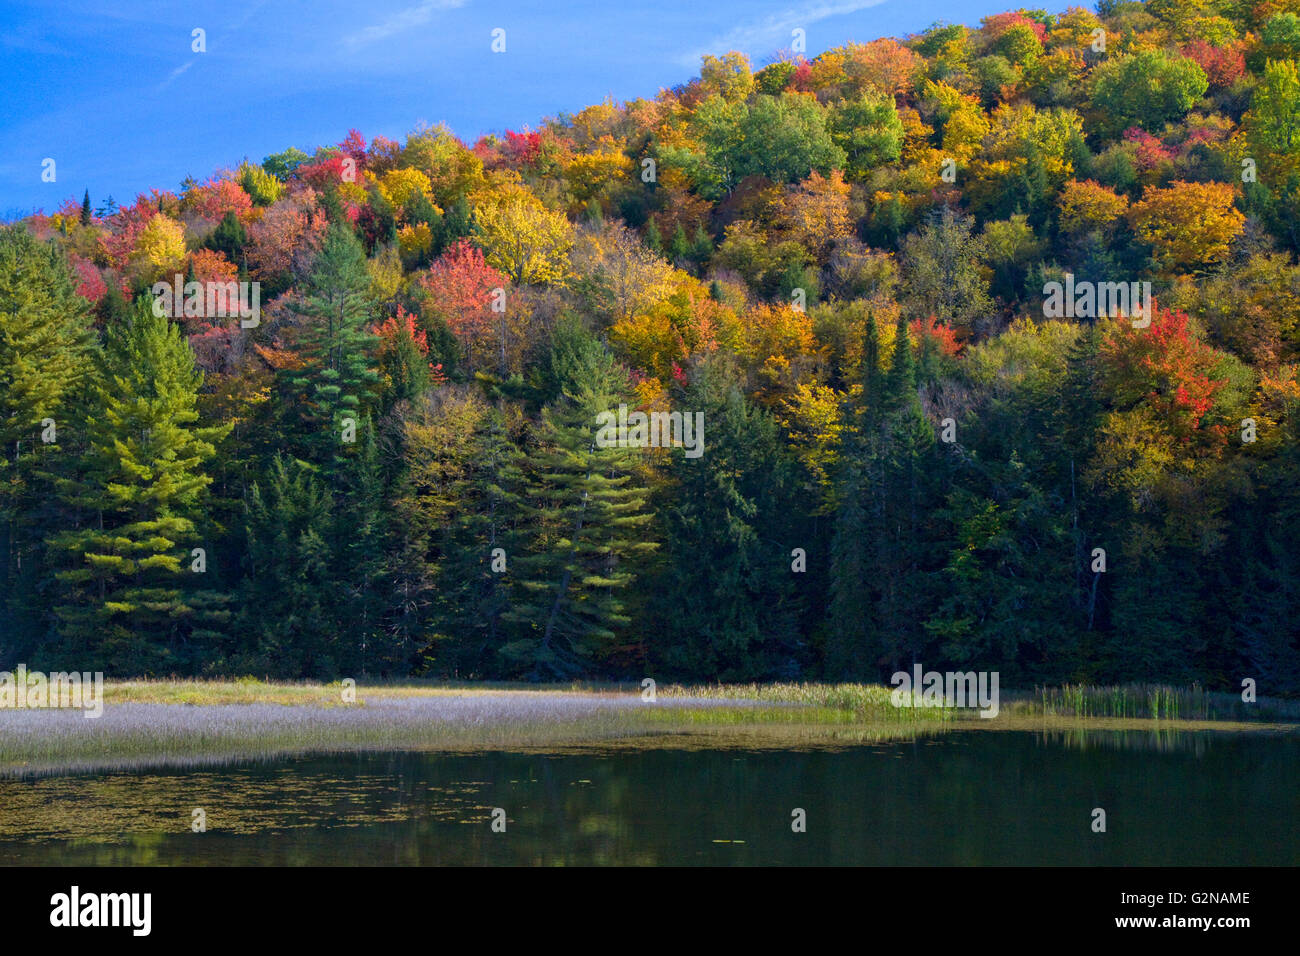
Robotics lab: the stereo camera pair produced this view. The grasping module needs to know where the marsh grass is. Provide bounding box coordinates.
[0,681,950,779]
[1018,684,1300,722]
[0,694,745,778]
[3,679,1297,779]
[101,677,625,707]
[657,682,957,722]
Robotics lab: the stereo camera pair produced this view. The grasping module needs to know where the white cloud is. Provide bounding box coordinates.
[345,0,468,48]
[157,60,194,91]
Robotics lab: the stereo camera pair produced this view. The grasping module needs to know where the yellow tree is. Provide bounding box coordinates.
[734,303,817,405]
[920,80,990,165]
[131,214,186,282]
[1128,180,1245,274]
[563,137,634,209]
[472,182,574,285]
[570,220,679,321]
[778,381,845,508]
[400,123,485,207]
[775,169,852,260]
[1057,179,1129,237]
[609,276,728,383]
[376,167,437,216]
[699,52,754,102]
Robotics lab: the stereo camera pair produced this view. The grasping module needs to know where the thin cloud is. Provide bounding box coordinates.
[157,60,194,91]
[345,0,468,48]
[157,3,269,91]
[678,0,888,66]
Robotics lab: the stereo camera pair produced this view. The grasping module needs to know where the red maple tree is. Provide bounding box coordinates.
[418,240,508,370]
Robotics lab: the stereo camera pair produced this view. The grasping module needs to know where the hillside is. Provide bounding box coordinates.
[3,2,1299,690]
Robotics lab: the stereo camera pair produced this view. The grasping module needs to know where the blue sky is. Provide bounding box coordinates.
[0,0,1049,217]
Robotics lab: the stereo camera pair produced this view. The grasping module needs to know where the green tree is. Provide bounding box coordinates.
[49,299,230,672]
[279,223,380,481]
[0,227,98,662]
[502,318,658,678]
[235,455,337,676]
[829,93,904,179]
[393,388,527,676]
[900,206,993,332]
[693,92,846,197]
[1242,59,1300,250]
[1090,50,1208,137]
[654,358,803,679]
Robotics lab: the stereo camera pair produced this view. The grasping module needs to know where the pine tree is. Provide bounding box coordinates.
[338,416,390,674]
[80,190,92,227]
[235,455,337,675]
[48,298,230,672]
[394,388,527,676]
[879,318,936,672]
[827,312,883,676]
[644,219,663,256]
[441,196,473,248]
[828,313,939,677]
[280,223,380,482]
[655,358,803,679]
[885,314,917,410]
[669,223,691,261]
[204,211,247,268]
[1052,321,1105,629]
[0,226,98,663]
[98,281,131,326]
[502,318,657,678]
[826,458,871,677]
[692,224,714,262]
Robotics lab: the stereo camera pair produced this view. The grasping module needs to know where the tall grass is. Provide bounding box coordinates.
[660,682,956,722]
[1031,683,1300,721]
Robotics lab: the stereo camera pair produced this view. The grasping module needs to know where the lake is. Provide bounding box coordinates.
[1,728,1296,865]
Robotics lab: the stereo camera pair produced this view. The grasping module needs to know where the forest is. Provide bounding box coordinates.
[2,1,1299,691]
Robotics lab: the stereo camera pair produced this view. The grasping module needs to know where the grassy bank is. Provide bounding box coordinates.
[2,680,1296,778]
[91,678,1300,720]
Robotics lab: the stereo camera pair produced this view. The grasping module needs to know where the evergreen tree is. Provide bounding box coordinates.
[0,226,98,663]
[644,219,663,256]
[692,224,714,262]
[338,417,390,674]
[502,318,657,678]
[393,388,527,676]
[669,223,691,261]
[827,313,883,676]
[441,196,473,248]
[279,223,380,482]
[235,455,337,675]
[204,211,248,269]
[828,314,939,677]
[655,358,803,679]
[48,298,230,672]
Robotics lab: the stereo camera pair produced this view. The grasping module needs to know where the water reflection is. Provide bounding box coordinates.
[0,730,1295,865]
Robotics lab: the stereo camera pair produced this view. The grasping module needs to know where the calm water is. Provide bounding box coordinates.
[1,730,1297,865]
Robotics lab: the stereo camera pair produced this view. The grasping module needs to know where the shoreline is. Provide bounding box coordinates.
[2,681,1297,779]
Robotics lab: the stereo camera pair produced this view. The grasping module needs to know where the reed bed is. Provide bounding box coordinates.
[4,680,1296,779]
[1022,683,1300,722]
[0,692,762,778]
[658,682,957,722]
